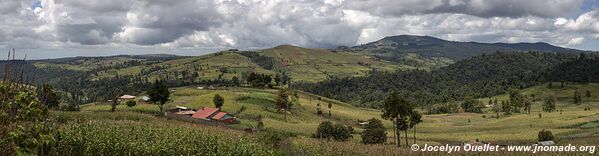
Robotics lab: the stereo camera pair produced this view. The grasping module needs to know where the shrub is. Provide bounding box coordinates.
[461,99,485,113]
[126,101,137,107]
[538,129,554,142]
[427,102,460,114]
[361,118,387,144]
[314,121,352,141]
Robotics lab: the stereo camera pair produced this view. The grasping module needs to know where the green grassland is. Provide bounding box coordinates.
[78,83,599,149]
[91,52,274,81]
[262,45,401,82]
[84,45,406,83]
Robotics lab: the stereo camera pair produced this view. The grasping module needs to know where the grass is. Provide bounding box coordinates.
[67,82,599,155]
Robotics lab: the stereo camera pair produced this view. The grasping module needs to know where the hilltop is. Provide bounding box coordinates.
[344,35,590,61]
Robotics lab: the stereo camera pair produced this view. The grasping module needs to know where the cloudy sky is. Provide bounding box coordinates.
[1,0,599,59]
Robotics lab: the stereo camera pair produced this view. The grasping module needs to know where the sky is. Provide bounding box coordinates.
[1,0,599,59]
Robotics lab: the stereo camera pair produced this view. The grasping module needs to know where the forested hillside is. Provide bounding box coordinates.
[296,52,598,108]
[344,35,589,61]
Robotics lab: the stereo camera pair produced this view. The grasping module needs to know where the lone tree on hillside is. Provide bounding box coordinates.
[328,102,332,116]
[213,94,224,109]
[147,80,170,113]
[574,90,582,104]
[361,118,387,144]
[275,87,296,122]
[543,96,556,112]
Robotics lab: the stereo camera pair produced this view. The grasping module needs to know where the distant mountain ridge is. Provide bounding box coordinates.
[344,35,590,60]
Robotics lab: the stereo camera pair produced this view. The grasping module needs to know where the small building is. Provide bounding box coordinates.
[170,106,196,116]
[191,107,236,123]
[118,95,136,102]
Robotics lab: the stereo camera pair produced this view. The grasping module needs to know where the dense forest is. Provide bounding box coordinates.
[295,52,598,108]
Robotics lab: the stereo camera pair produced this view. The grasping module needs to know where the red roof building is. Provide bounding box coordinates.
[191,107,236,123]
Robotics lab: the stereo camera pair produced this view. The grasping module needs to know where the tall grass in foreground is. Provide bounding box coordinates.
[51,112,281,155]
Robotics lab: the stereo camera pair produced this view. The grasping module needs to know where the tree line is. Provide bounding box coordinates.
[296,52,596,108]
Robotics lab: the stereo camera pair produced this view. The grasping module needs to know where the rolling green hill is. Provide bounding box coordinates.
[344,35,590,61]
[92,45,403,83]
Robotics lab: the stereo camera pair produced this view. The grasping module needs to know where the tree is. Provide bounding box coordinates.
[524,97,533,114]
[361,118,387,144]
[147,80,170,113]
[327,102,332,116]
[574,90,582,104]
[501,101,512,115]
[586,90,591,97]
[461,98,484,113]
[491,102,502,118]
[213,94,224,109]
[39,84,61,108]
[409,110,422,144]
[231,76,240,86]
[543,96,556,112]
[509,90,526,113]
[381,91,413,147]
[275,88,294,122]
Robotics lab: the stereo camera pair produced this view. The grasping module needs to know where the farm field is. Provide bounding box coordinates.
[78,82,599,150]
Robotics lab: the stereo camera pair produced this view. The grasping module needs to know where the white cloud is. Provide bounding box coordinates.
[0,0,597,57]
[567,37,585,46]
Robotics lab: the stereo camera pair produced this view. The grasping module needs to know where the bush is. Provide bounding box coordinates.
[461,99,485,113]
[126,101,137,107]
[314,121,352,141]
[538,129,554,142]
[361,118,387,144]
[428,102,460,114]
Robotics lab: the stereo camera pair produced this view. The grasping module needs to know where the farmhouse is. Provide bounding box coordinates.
[191,107,236,123]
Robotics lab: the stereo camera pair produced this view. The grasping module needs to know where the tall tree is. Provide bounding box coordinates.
[381,91,413,147]
[147,80,170,113]
[213,94,224,109]
[509,90,525,113]
[409,110,422,144]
